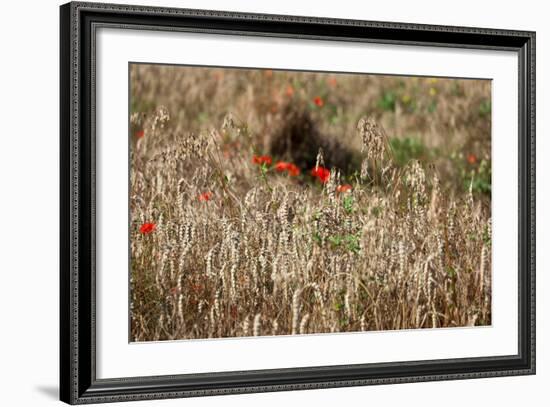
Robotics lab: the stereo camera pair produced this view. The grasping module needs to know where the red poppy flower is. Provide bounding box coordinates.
[252,155,273,166]
[313,96,324,107]
[337,184,352,193]
[274,161,301,176]
[328,77,338,88]
[311,166,330,183]
[198,192,212,202]
[467,153,477,165]
[139,222,156,234]
[287,163,300,176]
[135,130,145,139]
[275,161,291,172]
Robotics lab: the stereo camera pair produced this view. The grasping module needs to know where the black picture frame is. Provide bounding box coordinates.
[60,1,536,404]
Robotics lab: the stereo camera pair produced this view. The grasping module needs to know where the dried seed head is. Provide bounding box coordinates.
[299,313,310,334]
[253,313,262,336]
[222,113,237,131]
[405,160,427,207]
[357,116,385,161]
[151,106,170,132]
[315,148,325,170]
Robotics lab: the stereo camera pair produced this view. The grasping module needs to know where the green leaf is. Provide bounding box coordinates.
[343,195,354,214]
[328,235,342,246]
[446,267,456,278]
[313,232,322,243]
[377,91,396,112]
[344,234,361,254]
[427,100,438,113]
[260,162,268,176]
[479,99,491,117]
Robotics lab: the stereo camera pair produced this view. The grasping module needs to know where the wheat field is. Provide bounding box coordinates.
[129,64,491,342]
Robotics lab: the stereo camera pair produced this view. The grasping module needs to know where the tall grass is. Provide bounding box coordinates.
[129,65,491,341]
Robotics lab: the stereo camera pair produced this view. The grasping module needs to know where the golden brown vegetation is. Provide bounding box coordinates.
[130,65,491,341]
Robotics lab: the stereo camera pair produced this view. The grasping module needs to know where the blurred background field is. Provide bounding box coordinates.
[130,64,491,196]
[129,64,492,341]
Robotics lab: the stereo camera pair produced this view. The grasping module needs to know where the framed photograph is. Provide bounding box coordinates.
[60,1,535,404]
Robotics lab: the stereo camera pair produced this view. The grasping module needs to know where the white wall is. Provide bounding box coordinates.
[0,0,546,405]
